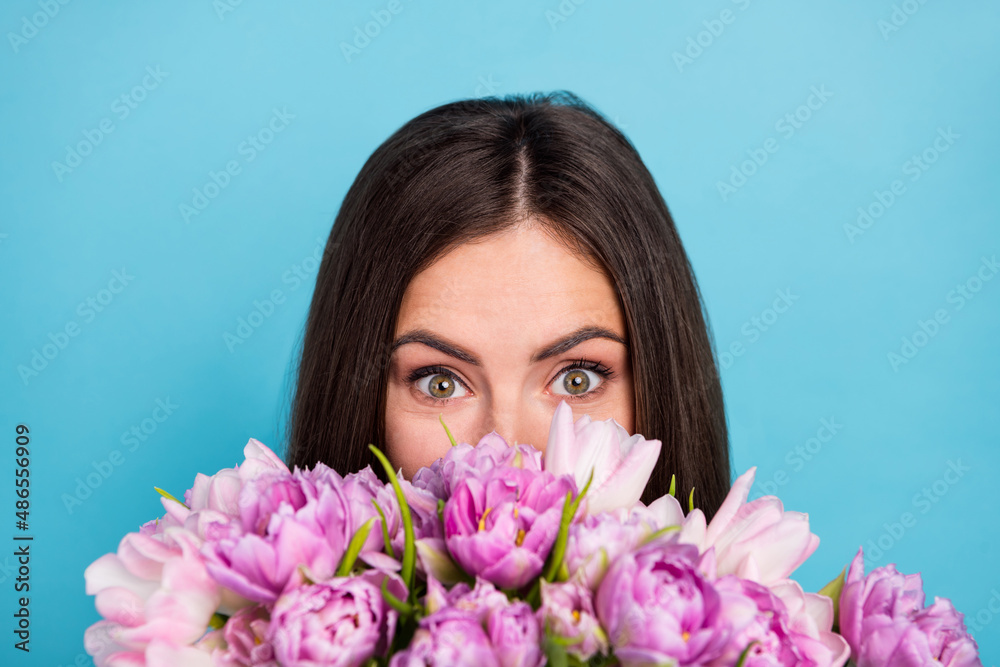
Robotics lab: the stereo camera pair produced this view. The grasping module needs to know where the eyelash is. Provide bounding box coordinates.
[404,358,617,404]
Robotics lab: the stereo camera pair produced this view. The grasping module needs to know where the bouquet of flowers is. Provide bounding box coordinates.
[83,401,983,666]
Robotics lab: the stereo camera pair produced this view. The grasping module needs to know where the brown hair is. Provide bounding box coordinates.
[285,91,731,520]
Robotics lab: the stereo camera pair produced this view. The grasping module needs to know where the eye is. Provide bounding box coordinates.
[550,359,615,399]
[408,366,470,402]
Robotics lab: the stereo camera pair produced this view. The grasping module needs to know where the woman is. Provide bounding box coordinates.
[284,91,731,520]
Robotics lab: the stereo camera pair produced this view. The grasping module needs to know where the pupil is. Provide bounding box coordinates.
[564,370,589,395]
[430,374,453,398]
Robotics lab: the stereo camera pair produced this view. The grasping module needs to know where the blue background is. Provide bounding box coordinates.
[1,1,998,664]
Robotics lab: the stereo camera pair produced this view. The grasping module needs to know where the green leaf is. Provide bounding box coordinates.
[154,486,188,509]
[688,487,695,513]
[371,499,396,559]
[415,538,473,586]
[208,612,229,630]
[297,563,316,585]
[818,566,847,632]
[336,517,376,577]
[641,524,681,545]
[542,634,570,667]
[369,445,416,597]
[668,473,676,498]
[735,640,760,667]
[438,413,457,447]
[381,575,415,615]
[543,468,594,583]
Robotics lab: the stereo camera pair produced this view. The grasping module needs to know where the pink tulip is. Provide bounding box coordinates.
[562,508,658,591]
[83,438,289,666]
[649,467,819,586]
[543,400,661,515]
[839,547,982,666]
[443,465,576,590]
[205,604,276,666]
[268,571,407,667]
[84,528,221,666]
[537,580,608,661]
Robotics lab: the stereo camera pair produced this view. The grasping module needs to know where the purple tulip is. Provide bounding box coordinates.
[268,571,407,667]
[410,431,511,498]
[203,462,396,604]
[537,580,607,661]
[487,599,545,667]
[400,479,445,542]
[431,577,510,624]
[705,575,850,666]
[389,608,500,667]
[594,539,730,665]
[443,464,576,590]
[341,466,402,554]
[411,431,542,496]
[563,509,658,591]
[839,547,982,666]
[200,469,343,603]
[209,604,276,666]
[425,577,543,666]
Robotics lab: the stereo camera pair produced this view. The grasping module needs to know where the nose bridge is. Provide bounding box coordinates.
[479,393,543,450]
[483,390,524,445]
[483,402,519,446]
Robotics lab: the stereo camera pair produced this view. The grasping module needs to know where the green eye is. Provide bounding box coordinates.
[551,366,605,398]
[411,368,469,402]
[562,369,591,395]
[426,373,457,399]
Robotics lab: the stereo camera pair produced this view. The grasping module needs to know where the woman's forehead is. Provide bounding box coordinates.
[392,226,627,359]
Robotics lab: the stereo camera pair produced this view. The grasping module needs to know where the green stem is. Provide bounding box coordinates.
[371,499,396,559]
[154,486,189,509]
[543,468,594,583]
[381,576,414,615]
[336,517,376,577]
[438,413,457,447]
[369,445,416,596]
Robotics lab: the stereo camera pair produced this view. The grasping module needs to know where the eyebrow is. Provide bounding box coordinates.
[390,325,629,366]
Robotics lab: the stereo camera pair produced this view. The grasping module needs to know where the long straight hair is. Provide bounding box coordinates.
[285,91,731,520]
